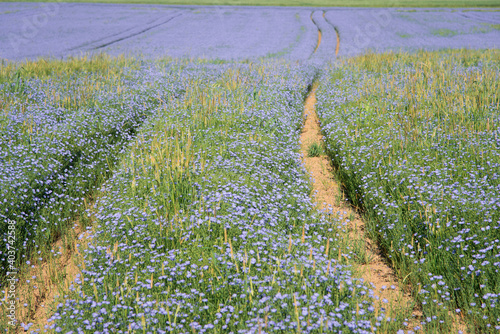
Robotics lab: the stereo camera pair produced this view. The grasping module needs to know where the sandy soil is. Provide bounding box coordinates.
[14,217,93,333]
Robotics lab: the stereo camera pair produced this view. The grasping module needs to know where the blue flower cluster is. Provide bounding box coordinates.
[316,50,500,332]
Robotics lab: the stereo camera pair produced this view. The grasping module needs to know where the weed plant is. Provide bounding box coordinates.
[307,142,323,157]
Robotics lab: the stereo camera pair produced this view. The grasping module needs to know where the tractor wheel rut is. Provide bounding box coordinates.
[13,213,94,333]
[300,83,421,332]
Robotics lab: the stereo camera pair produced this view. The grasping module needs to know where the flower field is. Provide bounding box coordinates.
[11,59,401,333]
[1,3,499,334]
[325,8,500,57]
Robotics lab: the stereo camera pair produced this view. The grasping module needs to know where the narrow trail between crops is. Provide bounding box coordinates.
[15,215,93,333]
[93,13,183,50]
[335,30,340,56]
[334,28,339,56]
[300,84,420,331]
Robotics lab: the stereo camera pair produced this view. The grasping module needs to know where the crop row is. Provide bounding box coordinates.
[316,49,499,333]
[0,55,188,281]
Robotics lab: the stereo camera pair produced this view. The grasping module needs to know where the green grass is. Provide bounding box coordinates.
[307,142,323,157]
[2,0,500,7]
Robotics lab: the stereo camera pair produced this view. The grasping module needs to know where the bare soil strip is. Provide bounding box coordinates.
[12,212,94,333]
[334,28,340,56]
[300,84,420,331]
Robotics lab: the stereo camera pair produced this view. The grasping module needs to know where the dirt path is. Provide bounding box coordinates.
[300,84,420,331]
[13,216,93,333]
[334,27,339,56]
[314,25,322,54]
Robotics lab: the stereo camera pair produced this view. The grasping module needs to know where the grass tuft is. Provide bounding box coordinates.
[431,28,458,37]
[307,141,323,157]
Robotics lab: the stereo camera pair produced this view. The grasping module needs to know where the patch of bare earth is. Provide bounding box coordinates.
[334,28,340,56]
[10,208,94,333]
[315,28,322,54]
[300,84,421,332]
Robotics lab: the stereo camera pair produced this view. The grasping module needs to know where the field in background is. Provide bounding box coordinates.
[2,5,499,62]
[1,0,500,7]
